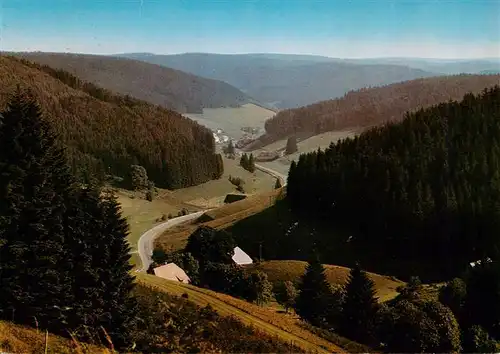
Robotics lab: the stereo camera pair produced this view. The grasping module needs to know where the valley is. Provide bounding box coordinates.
[1,12,499,350]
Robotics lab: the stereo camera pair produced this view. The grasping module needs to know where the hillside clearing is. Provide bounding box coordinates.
[248,260,405,302]
[137,273,345,354]
[169,155,275,208]
[155,189,284,251]
[253,130,357,176]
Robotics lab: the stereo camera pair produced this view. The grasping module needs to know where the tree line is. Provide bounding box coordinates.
[264,74,500,143]
[287,86,500,280]
[282,255,500,352]
[1,56,224,190]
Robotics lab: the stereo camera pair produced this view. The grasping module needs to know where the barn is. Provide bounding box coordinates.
[232,246,253,266]
[153,263,191,284]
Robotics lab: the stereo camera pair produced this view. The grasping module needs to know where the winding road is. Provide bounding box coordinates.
[137,210,211,272]
[136,163,287,272]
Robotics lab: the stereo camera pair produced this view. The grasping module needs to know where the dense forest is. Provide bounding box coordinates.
[12,52,254,114]
[286,86,500,280]
[263,74,500,143]
[0,55,223,189]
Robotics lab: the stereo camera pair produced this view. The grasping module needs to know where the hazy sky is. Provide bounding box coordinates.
[1,0,499,59]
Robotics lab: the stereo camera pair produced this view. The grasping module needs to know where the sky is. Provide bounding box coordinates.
[1,0,499,59]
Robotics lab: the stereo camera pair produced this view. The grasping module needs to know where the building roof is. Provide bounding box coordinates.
[153,263,191,283]
[232,246,253,265]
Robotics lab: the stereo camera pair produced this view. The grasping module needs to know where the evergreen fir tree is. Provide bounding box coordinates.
[0,89,75,331]
[98,190,137,349]
[340,263,379,343]
[240,154,248,170]
[294,254,333,327]
[285,136,298,155]
[274,178,282,189]
[248,154,256,173]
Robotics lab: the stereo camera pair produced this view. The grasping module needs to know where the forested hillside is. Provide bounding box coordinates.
[0,55,223,189]
[264,74,500,143]
[287,86,500,280]
[11,52,254,114]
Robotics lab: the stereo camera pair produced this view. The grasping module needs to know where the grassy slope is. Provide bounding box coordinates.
[0,321,108,354]
[155,189,283,251]
[252,130,357,176]
[137,273,344,354]
[248,260,405,302]
[169,155,275,208]
[10,52,254,114]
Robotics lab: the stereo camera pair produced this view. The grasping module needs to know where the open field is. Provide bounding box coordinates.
[253,130,357,176]
[155,189,284,251]
[0,321,107,354]
[185,103,276,140]
[247,260,405,303]
[137,273,345,354]
[169,155,276,208]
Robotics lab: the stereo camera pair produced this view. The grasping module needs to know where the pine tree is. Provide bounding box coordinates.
[340,263,379,343]
[248,154,256,173]
[240,154,248,170]
[285,136,298,155]
[294,255,333,327]
[98,190,137,349]
[274,178,282,189]
[0,89,75,331]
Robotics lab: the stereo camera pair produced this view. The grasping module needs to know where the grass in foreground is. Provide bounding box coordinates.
[0,321,109,354]
[137,273,345,354]
[248,260,405,302]
[155,188,283,251]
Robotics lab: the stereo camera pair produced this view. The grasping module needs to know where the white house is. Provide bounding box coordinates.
[232,246,253,266]
[153,263,191,284]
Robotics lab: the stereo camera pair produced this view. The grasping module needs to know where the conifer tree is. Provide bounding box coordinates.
[294,255,333,327]
[0,88,75,331]
[285,136,298,155]
[274,178,282,189]
[248,154,256,173]
[98,190,137,348]
[240,153,249,170]
[340,263,379,343]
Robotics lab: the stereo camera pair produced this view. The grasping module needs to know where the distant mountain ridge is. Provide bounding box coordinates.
[117,52,438,109]
[7,51,259,114]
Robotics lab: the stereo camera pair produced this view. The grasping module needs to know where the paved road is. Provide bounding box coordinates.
[137,210,210,272]
[254,163,287,186]
[136,164,287,272]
